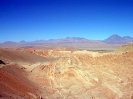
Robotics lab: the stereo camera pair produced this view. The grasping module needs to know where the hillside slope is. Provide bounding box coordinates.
[0,48,55,64]
[0,45,133,99]
[115,44,133,53]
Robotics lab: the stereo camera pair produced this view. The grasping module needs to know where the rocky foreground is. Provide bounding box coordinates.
[0,44,133,99]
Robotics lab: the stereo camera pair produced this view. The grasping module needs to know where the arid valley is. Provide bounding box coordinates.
[0,43,133,99]
[1,0,133,98]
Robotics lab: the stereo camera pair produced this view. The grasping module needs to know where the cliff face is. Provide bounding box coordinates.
[0,45,133,99]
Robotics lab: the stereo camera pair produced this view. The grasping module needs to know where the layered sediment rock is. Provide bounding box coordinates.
[0,44,133,99]
[28,50,133,99]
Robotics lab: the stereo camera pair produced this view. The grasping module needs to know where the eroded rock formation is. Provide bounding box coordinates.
[0,44,133,99]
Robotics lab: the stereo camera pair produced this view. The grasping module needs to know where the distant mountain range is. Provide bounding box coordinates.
[103,34,133,44]
[0,34,133,49]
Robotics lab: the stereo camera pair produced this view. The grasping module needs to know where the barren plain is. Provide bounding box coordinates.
[0,44,133,99]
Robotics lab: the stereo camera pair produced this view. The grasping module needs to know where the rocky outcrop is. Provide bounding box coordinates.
[115,44,133,53]
[28,51,133,99]
[0,60,5,65]
[0,46,133,99]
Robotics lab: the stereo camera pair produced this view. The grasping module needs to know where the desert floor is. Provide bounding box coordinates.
[0,44,133,99]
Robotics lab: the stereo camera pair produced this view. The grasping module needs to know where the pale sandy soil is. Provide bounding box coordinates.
[0,44,133,99]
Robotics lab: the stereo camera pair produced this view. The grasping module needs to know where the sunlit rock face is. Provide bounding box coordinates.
[0,44,133,99]
[29,50,133,99]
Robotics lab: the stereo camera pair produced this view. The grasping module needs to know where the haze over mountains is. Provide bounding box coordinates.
[103,34,133,44]
[0,33,133,99]
[0,34,133,49]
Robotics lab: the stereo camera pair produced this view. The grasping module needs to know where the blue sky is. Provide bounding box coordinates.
[0,0,133,42]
